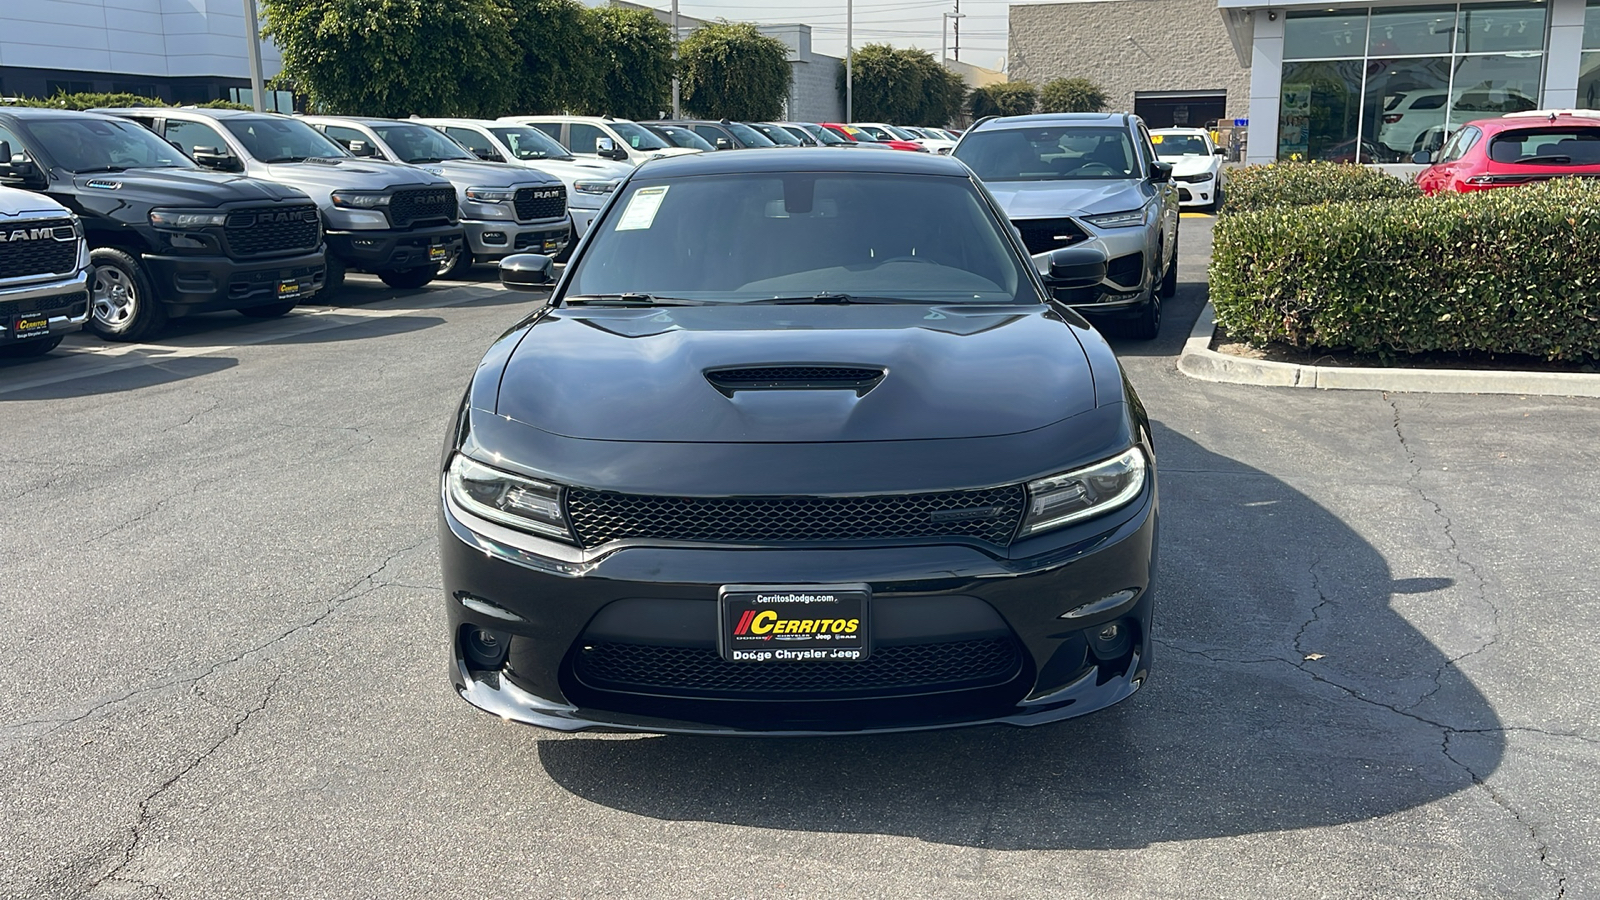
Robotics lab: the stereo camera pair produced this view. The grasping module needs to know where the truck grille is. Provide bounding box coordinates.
[223,205,320,257]
[389,187,458,228]
[514,185,566,222]
[565,485,1026,548]
[574,637,1024,698]
[0,219,79,279]
[1014,217,1089,255]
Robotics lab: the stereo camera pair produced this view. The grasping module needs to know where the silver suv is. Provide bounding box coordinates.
[303,116,570,278]
[954,113,1179,339]
[100,108,464,293]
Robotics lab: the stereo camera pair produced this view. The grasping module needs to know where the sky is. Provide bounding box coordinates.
[632,0,1019,71]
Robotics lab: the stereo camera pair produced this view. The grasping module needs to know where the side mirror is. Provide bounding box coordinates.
[499,253,555,291]
[192,146,242,172]
[472,147,503,162]
[595,136,627,161]
[715,137,732,150]
[347,140,376,158]
[1213,146,1228,156]
[1149,160,1173,183]
[1412,150,1433,165]
[0,147,44,189]
[1046,246,1108,289]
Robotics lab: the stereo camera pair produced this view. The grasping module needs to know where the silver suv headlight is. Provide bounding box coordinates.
[1083,209,1146,229]
[1017,448,1147,538]
[330,190,391,210]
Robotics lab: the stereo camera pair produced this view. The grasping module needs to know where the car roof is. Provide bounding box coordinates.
[1466,114,1600,132]
[502,115,632,124]
[97,107,270,120]
[974,113,1132,131]
[1151,127,1208,134]
[301,115,417,128]
[635,146,970,178]
[0,106,128,122]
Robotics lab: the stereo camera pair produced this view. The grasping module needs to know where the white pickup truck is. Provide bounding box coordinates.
[0,185,90,358]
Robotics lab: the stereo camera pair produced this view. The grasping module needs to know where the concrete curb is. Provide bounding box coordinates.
[1176,303,1600,397]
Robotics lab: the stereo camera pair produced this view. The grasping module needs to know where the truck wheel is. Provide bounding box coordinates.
[238,301,297,318]
[1125,290,1162,340]
[437,247,474,279]
[89,248,167,342]
[322,256,347,298]
[377,265,437,290]
[0,336,65,358]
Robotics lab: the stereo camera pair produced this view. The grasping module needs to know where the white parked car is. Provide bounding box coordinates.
[1375,90,1449,157]
[500,116,700,167]
[415,117,630,239]
[898,126,958,154]
[1150,128,1226,210]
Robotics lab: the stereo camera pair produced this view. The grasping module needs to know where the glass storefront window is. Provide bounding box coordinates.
[1284,12,1368,60]
[1368,7,1457,57]
[1450,53,1543,122]
[1456,4,1547,54]
[1364,58,1453,158]
[1580,2,1600,108]
[1279,60,1365,160]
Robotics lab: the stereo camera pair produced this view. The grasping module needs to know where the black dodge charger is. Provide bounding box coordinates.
[439,149,1157,735]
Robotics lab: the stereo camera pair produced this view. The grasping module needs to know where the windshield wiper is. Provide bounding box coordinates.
[261,155,307,163]
[74,166,127,174]
[563,293,703,307]
[747,293,920,305]
[1517,155,1573,165]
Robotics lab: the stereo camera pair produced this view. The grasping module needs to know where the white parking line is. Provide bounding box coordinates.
[0,282,517,397]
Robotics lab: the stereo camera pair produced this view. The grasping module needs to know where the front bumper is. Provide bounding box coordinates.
[140,249,326,316]
[463,219,571,260]
[0,269,90,343]
[569,207,600,238]
[1173,177,1217,207]
[440,479,1157,735]
[326,224,464,272]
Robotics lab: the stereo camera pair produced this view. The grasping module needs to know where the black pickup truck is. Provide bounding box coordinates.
[0,108,326,341]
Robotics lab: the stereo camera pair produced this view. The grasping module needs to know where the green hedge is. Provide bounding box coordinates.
[1221,161,1421,213]
[1209,178,1600,361]
[3,92,249,111]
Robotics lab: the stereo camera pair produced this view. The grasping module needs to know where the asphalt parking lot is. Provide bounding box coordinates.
[3,216,1595,899]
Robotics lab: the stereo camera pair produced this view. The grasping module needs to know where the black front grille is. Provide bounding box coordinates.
[1014,217,1088,255]
[0,219,78,279]
[574,637,1023,698]
[566,485,1026,548]
[514,185,567,221]
[389,187,458,227]
[0,290,87,318]
[223,205,320,257]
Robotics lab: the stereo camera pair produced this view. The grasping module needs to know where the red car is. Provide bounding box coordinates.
[1415,111,1600,194]
[819,123,927,152]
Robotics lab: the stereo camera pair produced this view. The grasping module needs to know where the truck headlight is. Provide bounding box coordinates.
[331,191,391,210]
[1017,448,1146,538]
[573,180,618,196]
[465,187,516,203]
[447,455,573,541]
[148,209,227,228]
[1083,209,1146,229]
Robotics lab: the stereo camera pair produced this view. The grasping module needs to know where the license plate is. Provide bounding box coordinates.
[719,584,870,662]
[429,245,448,262]
[277,278,302,299]
[11,315,50,339]
[542,238,561,252]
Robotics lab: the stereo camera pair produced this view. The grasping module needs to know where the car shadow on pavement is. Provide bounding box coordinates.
[0,354,237,401]
[535,427,1503,851]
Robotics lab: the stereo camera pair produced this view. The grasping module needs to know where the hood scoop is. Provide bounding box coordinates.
[705,365,886,398]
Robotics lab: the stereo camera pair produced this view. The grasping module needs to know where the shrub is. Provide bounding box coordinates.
[1209,179,1600,361]
[1038,77,1107,114]
[969,81,1037,119]
[2,92,250,111]
[1221,161,1421,213]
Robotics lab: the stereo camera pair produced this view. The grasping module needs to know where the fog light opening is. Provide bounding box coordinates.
[464,626,511,670]
[1089,618,1134,662]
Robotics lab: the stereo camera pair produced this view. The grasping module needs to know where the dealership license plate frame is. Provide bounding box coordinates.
[11,314,50,339]
[429,244,449,263]
[718,583,871,663]
[276,276,303,300]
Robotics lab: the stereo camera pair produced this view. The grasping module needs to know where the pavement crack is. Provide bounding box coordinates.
[1292,554,1330,659]
[1442,730,1567,898]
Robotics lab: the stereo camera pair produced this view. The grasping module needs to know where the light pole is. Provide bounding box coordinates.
[845,0,853,122]
[942,10,965,64]
[671,0,681,118]
[242,0,265,111]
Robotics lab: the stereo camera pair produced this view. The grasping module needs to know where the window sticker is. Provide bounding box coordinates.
[1151,134,1164,144]
[616,185,669,230]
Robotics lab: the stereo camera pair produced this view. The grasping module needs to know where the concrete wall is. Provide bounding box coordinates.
[1009,0,1249,121]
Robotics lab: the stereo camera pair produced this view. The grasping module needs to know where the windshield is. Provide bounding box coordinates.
[371,123,473,162]
[566,173,1033,305]
[611,122,670,151]
[1152,133,1210,156]
[222,116,347,163]
[754,123,803,146]
[1488,127,1600,165]
[652,126,715,151]
[956,126,1140,181]
[841,126,879,142]
[884,125,919,141]
[21,117,195,172]
[488,126,573,161]
[799,123,847,145]
[726,122,776,147]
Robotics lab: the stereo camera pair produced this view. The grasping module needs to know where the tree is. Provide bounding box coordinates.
[969,81,1037,119]
[841,45,966,126]
[589,8,674,120]
[1038,77,1108,114]
[503,0,603,114]
[679,23,791,121]
[261,0,518,116]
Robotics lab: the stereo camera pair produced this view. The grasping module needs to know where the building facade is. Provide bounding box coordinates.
[0,0,287,108]
[1009,0,1251,128]
[1223,0,1599,163]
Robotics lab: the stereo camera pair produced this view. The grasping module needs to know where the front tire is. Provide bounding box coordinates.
[323,255,347,298]
[438,246,475,279]
[88,248,166,342]
[1125,290,1162,340]
[0,336,65,358]
[376,265,437,290]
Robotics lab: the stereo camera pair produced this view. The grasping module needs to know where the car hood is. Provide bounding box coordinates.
[638,147,701,161]
[260,157,450,192]
[0,185,68,217]
[984,179,1148,218]
[67,166,311,206]
[517,158,631,181]
[414,158,561,188]
[1160,155,1218,177]
[494,303,1096,442]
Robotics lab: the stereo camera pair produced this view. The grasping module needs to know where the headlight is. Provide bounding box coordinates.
[148,209,227,228]
[1017,448,1146,538]
[465,187,515,202]
[447,455,572,541]
[1083,208,1147,228]
[1188,171,1216,183]
[573,180,618,195]
[330,191,391,210]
